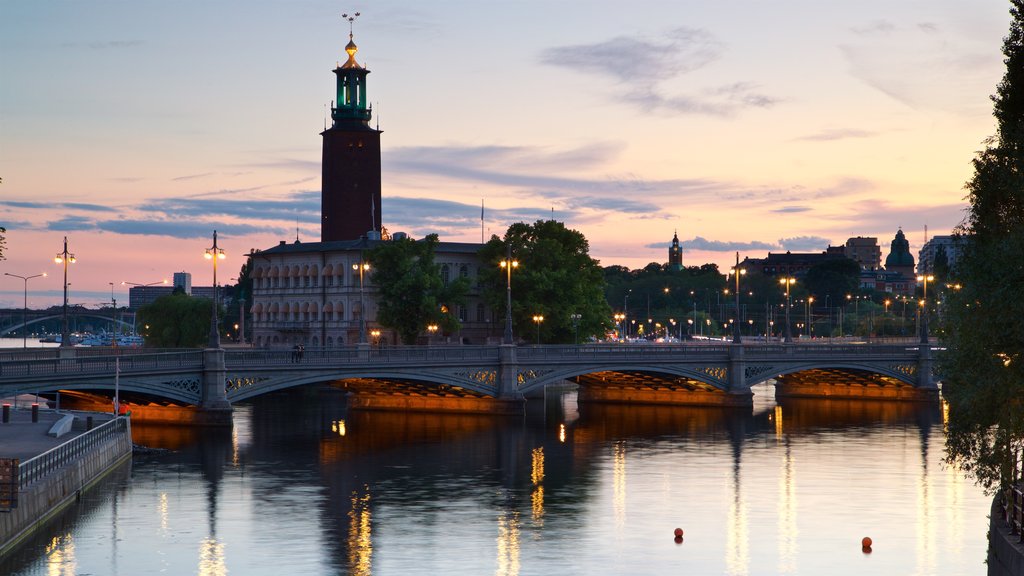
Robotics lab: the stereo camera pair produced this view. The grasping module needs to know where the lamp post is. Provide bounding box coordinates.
[4,272,47,348]
[570,313,581,345]
[353,260,371,344]
[500,244,519,344]
[779,276,796,343]
[427,323,439,345]
[54,236,76,347]
[916,274,934,343]
[613,312,625,341]
[730,252,746,343]
[532,314,544,345]
[204,230,226,348]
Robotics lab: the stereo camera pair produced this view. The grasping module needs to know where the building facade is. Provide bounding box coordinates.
[248,238,497,347]
[843,237,881,270]
[917,235,961,274]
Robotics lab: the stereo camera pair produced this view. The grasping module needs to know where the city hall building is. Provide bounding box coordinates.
[248,30,497,347]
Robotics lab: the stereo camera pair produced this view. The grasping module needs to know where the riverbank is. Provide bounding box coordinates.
[0,410,132,559]
[990,490,1024,576]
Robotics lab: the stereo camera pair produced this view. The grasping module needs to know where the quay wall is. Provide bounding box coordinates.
[0,417,133,558]
[989,494,1024,576]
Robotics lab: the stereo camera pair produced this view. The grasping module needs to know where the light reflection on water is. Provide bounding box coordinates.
[0,384,992,575]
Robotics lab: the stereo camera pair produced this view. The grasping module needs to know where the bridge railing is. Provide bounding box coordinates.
[18,416,129,489]
[1004,484,1024,543]
[224,345,502,368]
[0,350,204,379]
[516,344,733,360]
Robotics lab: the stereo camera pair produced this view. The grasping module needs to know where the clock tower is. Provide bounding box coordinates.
[321,18,382,242]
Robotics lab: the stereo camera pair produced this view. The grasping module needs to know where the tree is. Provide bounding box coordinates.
[225,260,253,342]
[802,258,860,303]
[367,234,469,344]
[136,293,213,347]
[478,220,611,344]
[0,226,6,261]
[942,0,1024,493]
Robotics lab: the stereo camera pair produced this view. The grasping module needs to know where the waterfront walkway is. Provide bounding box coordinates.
[0,404,114,461]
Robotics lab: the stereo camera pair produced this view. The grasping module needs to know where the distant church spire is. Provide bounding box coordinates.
[668,230,683,271]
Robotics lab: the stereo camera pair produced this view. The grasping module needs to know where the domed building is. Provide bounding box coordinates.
[884,228,916,283]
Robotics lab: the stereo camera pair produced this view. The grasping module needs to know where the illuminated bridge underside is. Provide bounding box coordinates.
[574,370,750,407]
[776,368,936,401]
[335,377,521,414]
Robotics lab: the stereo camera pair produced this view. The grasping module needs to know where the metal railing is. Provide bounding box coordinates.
[224,345,502,368]
[18,416,130,489]
[0,350,204,379]
[1005,484,1024,542]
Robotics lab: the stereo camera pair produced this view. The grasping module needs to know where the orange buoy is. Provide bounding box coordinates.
[861,536,872,548]
[674,528,684,538]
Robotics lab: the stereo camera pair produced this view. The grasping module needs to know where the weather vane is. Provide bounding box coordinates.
[342,12,360,37]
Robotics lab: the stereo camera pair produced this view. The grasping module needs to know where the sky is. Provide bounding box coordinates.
[0,0,1012,309]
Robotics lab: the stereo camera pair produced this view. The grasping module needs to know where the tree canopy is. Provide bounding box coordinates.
[136,293,213,348]
[942,0,1024,493]
[0,226,6,261]
[478,220,610,344]
[802,258,860,303]
[367,234,469,344]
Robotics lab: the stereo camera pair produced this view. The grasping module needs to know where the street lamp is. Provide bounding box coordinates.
[54,236,76,347]
[427,323,439,345]
[570,313,581,345]
[204,230,226,348]
[779,276,796,343]
[353,260,371,344]
[916,274,934,343]
[729,252,746,343]
[613,312,625,341]
[500,244,519,344]
[532,314,544,345]
[4,272,47,348]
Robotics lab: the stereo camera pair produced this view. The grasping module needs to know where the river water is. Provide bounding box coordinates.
[0,382,992,575]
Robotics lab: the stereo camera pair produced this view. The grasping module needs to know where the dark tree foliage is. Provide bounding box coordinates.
[367,234,469,344]
[0,226,6,261]
[942,0,1024,493]
[802,258,860,303]
[225,260,253,341]
[137,293,213,348]
[478,220,610,344]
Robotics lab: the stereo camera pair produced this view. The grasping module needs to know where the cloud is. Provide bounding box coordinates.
[772,206,811,214]
[540,27,723,83]
[97,219,284,239]
[680,236,777,252]
[778,236,833,251]
[63,203,118,213]
[850,20,896,36]
[794,128,877,142]
[47,216,96,231]
[139,192,321,223]
[541,28,778,117]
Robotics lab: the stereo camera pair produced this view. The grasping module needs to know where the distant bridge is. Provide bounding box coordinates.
[0,342,938,413]
[0,313,134,337]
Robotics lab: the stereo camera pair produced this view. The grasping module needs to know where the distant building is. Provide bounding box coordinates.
[741,250,847,277]
[173,271,192,295]
[884,228,916,282]
[843,237,881,270]
[917,235,961,274]
[668,232,683,271]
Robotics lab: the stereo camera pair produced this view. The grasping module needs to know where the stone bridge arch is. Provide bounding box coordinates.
[517,363,730,396]
[742,360,918,388]
[226,366,501,402]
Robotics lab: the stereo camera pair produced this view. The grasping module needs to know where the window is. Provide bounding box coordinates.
[441,265,450,287]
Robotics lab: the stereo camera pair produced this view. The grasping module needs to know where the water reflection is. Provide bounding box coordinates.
[1,388,988,576]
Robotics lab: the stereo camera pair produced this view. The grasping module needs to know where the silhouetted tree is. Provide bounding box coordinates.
[942,0,1024,493]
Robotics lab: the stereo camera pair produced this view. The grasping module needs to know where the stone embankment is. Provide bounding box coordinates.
[0,409,132,558]
[990,488,1024,576]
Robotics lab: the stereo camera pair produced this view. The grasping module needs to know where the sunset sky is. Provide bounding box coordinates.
[0,1,1011,308]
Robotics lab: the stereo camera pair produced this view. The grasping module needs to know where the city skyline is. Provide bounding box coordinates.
[0,1,1012,308]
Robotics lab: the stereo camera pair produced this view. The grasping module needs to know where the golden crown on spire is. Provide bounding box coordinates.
[341,12,362,69]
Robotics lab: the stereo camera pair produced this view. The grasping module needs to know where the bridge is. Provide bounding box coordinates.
[0,312,134,337]
[0,342,937,416]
